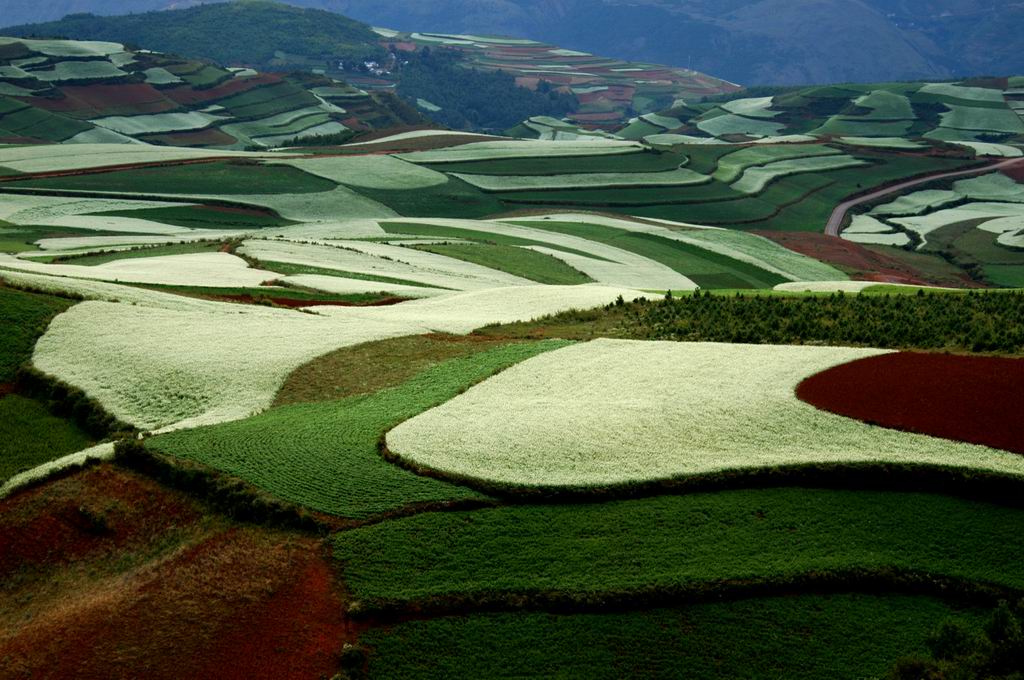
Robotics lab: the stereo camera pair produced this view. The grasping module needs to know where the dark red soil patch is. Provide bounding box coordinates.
[1002,165,1024,183]
[208,293,410,308]
[752,231,982,287]
[143,128,238,147]
[164,73,280,106]
[797,352,1024,455]
[0,465,199,577]
[0,464,350,680]
[0,382,14,397]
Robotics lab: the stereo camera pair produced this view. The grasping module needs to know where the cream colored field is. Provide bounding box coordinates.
[387,339,1024,488]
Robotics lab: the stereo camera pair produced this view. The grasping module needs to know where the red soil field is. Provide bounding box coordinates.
[0,465,349,680]
[753,231,978,287]
[164,73,280,106]
[25,84,177,117]
[797,352,1024,455]
[144,128,238,147]
[1002,165,1024,183]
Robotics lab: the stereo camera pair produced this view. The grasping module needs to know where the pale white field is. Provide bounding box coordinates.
[719,97,779,119]
[239,238,527,290]
[731,155,868,194]
[28,280,636,431]
[871,190,960,217]
[0,252,278,288]
[452,167,709,191]
[387,339,1024,488]
[91,111,226,136]
[397,139,643,163]
[274,155,449,189]
[891,202,1024,248]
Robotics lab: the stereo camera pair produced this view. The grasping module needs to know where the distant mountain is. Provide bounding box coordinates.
[5,0,1022,85]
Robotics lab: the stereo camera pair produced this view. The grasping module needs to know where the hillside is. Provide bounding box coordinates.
[0,36,422,147]
[4,2,741,131]
[3,1,385,70]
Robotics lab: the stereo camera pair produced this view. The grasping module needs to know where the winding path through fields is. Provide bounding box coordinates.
[824,157,1024,236]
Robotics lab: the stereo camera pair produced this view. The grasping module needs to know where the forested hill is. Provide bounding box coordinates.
[3,1,385,69]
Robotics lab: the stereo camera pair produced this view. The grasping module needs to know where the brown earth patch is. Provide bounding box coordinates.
[1002,165,1024,183]
[797,352,1024,455]
[143,128,239,147]
[752,231,979,287]
[0,464,350,680]
[201,293,409,308]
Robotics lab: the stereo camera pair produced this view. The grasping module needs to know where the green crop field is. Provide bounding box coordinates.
[333,489,1024,610]
[0,394,93,483]
[415,243,592,284]
[95,205,292,229]
[0,285,76,382]
[511,220,787,288]
[146,341,569,518]
[15,160,336,195]
[53,241,225,266]
[359,594,985,680]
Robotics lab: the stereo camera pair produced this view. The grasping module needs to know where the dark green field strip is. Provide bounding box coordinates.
[0,102,91,142]
[0,285,76,383]
[415,243,593,285]
[378,221,616,262]
[332,489,1024,611]
[0,394,93,484]
[353,179,506,219]
[15,161,336,196]
[985,265,1024,288]
[496,180,742,207]
[360,594,985,680]
[147,341,570,519]
[418,149,687,176]
[256,260,446,289]
[216,81,320,119]
[96,205,292,229]
[53,241,225,266]
[512,220,785,288]
[124,282,395,305]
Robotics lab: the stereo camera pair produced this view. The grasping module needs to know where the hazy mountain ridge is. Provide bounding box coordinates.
[4,0,1020,85]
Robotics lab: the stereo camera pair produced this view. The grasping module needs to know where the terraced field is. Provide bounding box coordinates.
[2,35,1024,678]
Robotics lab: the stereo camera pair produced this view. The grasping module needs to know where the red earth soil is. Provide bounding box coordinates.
[1002,165,1024,183]
[164,73,280,106]
[0,465,350,680]
[144,128,239,147]
[797,352,1024,455]
[208,293,409,308]
[752,231,981,287]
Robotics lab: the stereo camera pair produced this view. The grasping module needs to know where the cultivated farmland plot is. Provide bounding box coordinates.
[387,339,1024,489]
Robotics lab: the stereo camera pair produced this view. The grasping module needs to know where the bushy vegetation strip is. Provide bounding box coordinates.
[476,290,1024,354]
[146,341,569,519]
[332,488,1024,615]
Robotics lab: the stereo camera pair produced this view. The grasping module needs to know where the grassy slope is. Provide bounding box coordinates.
[362,594,985,680]
[0,286,91,482]
[0,286,75,383]
[416,243,593,285]
[15,161,336,196]
[333,488,1024,607]
[0,395,92,483]
[147,341,570,519]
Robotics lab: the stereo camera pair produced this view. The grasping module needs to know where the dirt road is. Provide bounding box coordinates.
[824,156,1024,236]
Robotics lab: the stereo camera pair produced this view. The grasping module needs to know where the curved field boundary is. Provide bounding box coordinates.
[797,352,1024,455]
[824,157,1024,236]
